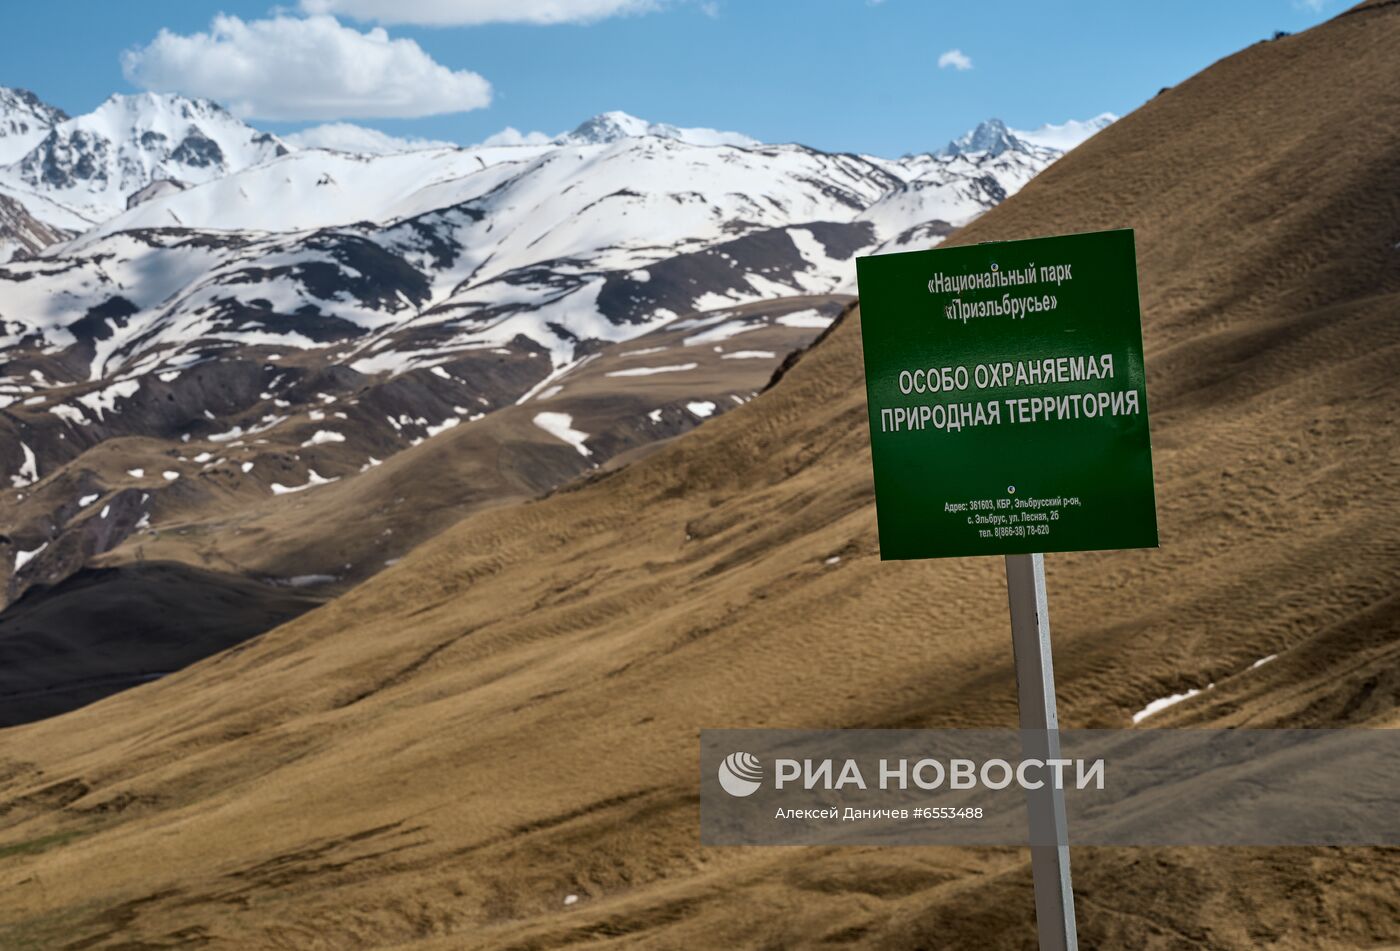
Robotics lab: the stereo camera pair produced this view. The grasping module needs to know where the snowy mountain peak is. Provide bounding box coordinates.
[3,90,289,222]
[63,91,284,159]
[556,111,759,148]
[560,111,651,144]
[941,118,1032,158]
[0,87,67,165]
[85,91,233,128]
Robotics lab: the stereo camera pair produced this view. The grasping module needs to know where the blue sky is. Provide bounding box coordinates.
[1,0,1342,155]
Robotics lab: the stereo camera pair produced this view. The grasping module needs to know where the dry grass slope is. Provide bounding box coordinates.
[0,3,1398,947]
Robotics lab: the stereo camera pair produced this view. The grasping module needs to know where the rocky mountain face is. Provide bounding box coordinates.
[942,117,1038,157]
[0,95,1087,627]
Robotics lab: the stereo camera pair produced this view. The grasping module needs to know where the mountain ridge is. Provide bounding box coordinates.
[0,84,1110,242]
[0,96,1087,614]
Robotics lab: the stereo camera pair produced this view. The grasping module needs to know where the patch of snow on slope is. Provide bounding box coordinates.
[1131,684,1214,724]
[270,469,338,495]
[10,442,37,487]
[683,320,763,346]
[785,227,848,293]
[49,404,87,425]
[301,430,346,447]
[605,363,698,378]
[13,541,47,572]
[279,573,338,587]
[75,379,140,418]
[425,417,459,437]
[533,412,591,456]
[775,309,833,329]
[209,416,285,443]
[514,354,598,405]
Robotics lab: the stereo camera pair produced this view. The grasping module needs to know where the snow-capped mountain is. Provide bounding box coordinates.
[941,114,1117,157]
[554,111,759,148]
[10,116,1059,386]
[861,134,1058,255]
[0,91,289,224]
[0,106,1071,484]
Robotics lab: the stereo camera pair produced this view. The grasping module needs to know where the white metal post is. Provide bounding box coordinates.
[1004,552,1078,950]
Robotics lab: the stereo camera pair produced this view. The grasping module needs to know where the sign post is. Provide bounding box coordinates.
[1006,552,1076,950]
[855,229,1158,949]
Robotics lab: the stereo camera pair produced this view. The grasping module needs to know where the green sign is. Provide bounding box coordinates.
[856,228,1158,560]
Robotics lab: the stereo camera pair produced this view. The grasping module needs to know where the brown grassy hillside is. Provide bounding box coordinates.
[0,3,1398,948]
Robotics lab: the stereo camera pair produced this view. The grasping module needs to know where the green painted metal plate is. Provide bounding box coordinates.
[856,228,1159,560]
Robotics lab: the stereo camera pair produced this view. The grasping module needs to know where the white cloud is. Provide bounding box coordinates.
[122,14,492,120]
[476,126,555,147]
[285,122,458,153]
[301,0,661,25]
[937,48,973,71]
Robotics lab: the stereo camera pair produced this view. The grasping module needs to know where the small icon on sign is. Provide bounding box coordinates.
[718,752,763,797]
[1007,485,1016,494]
